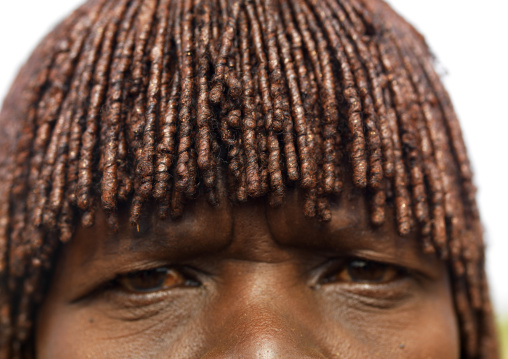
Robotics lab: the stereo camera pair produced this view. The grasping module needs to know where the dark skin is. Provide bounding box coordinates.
[36,188,459,358]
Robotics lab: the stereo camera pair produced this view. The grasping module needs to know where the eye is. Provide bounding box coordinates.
[115,267,200,293]
[321,259,406,285]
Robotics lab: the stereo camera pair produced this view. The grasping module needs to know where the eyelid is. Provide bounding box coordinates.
[332,249,439,280]
[313,257,420,306]
[70,262,202,304]
[113,265,201,294]
[320,258,408,284]
[313,255,419,287]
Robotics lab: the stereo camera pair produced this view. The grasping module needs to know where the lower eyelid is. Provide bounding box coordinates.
[104,288,174,308]
[342,286,413,310]
[97,288,197,323]
[98,283,204,312]
[319,278,415,309]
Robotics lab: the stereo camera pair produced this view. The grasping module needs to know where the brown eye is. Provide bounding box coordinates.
[323,259,404,284]
[116,267,198,293]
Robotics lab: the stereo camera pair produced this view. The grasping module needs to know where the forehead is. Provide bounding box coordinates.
[67,188,439,275]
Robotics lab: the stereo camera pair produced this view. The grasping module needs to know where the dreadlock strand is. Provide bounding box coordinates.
[76,2,121,212]
[346,1,396,182]
[462,227,483,310]
[32,8,103,227]
[283,33,324,202]
[209,0,243,105]
[399,31,464,226]
[392,36,449,254]
[8,0,96,202]
[290,0,322,88]
[320,0,384,226]
[325,0,384,189]
[33,99,70,228]
[377,34,418,237]
[336,0,365,35]
[186,146,199,198]
[151,2,176,205]
[122,0,159,226]
[262,6,299,182]
[154,71,180,201]
[238,10,261,197]
[274,5,315,188]
[0,165,13,355]
[414,41,477,220]
[116,32,137,203]
[195,2,213,183]
[381,32,434,255]
[246,1,285,203]
[280,1,317,190]
[301,0,342,196]
[409,44,464,258]
[479,270,499,358]
[66,2,119,206]
[135,0,171,203]
[218,0,229,25]
[385,104,412,236]
[43,112,72,229]
[174,0,196,194]
[158,0,178,127]
[456,279,480,358]
[255,90,270,196]
[127,2,157,156]
[245,1,274,132]
[27,43,75,191]
[257,0,287,133]
[11,61,53,200]
[186,13,202,202]
[204,135,221,207]
[100,0,142,211]
[309,0,370,191]
[373,38,446,254]
[267,131,285,207]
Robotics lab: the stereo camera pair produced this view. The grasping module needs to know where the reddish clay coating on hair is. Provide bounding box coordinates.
[0,0,497,358]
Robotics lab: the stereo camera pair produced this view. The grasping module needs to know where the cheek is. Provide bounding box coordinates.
[35,295,207,359]
[401,304,459,358]
[359,300,459,358]
[36,304,96,359]
[317,284,459,358]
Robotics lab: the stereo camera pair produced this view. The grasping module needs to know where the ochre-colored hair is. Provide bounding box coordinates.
[0,0,498,357]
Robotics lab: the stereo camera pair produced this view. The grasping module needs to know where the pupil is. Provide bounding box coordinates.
[347,260,387,283]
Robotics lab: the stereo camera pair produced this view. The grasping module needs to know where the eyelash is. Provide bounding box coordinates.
[111,266,201,294]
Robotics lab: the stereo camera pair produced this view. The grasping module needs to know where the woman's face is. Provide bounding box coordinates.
[36,189,459,358]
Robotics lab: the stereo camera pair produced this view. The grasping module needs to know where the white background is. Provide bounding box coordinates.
[0,1,507,315]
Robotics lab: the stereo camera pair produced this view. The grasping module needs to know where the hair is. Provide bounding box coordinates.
[0,0,498,357]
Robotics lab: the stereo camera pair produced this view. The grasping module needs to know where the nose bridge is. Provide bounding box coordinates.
[201,279,328,359]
